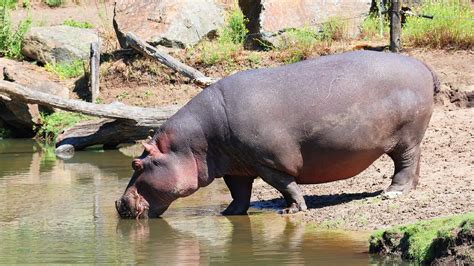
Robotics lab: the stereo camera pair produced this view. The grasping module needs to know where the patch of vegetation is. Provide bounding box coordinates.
[403,1,473,49]
[63,19,93,29]
[0,0,31,59]
[35,111,92,142]
[1,0,17,9]
[320,17,348,42]
[192,8,248,66]
[43,0,64,7]
[45,60,85,79]
[275,18,347,64]
[360,14,389,39]
[369,213,474,264]
[0,127,13,138]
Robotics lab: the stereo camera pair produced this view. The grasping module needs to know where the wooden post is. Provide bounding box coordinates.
[377,0,384,37]
[90,42,100,103]
[389,0,402,52]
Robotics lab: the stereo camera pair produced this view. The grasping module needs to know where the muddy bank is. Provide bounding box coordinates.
[250,107,473,230]
[369,213,473,265]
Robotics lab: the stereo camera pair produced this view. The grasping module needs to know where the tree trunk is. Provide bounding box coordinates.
[390,0,402,52]
[90,42,100,103]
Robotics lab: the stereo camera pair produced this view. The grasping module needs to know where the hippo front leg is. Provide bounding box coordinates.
[257,166,307,214]
[222,175,255,215]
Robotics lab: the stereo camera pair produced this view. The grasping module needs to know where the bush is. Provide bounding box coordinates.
[43,0,63,7]
[45,60,85,79]
[403,1,473,49]
[276,28,320,64]
[0,0,31,59]
[63,19,93,29]
[36,111,91,142]
[360,14,389,39]
[193,8,248,66]
[320,17,348,42]
[219,8,249,45]
[0,127,13,138]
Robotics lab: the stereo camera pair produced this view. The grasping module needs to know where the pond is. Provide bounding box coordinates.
[0,140,398,264]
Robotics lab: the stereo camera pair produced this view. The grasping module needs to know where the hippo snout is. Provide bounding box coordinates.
[115,193,150,219]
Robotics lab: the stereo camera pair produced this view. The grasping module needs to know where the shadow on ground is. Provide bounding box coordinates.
[251,190,383,210]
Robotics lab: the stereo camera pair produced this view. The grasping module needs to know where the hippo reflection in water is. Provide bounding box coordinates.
[116,51,439,219]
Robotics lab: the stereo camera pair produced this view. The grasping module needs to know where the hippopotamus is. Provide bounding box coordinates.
[116,50,439,219]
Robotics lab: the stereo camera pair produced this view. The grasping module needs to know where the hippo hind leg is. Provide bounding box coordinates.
[383,144,421,199]
[222,175,255,215]
[257,166,307,214]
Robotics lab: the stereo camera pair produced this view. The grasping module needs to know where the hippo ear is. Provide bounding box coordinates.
[142,141,160,156]
[132,159,143,171]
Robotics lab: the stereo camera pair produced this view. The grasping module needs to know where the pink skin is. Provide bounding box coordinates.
[116,133,200,219]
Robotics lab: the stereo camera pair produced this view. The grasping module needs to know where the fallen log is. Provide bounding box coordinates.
[56,118,152,152]
[124,32,218,86]
[0,80,181,127]
[0,80,182,153]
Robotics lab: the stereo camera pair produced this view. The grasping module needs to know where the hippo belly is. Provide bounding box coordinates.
[297,148,385,184]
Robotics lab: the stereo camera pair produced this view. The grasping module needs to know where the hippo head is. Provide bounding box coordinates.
[115,132,199,219]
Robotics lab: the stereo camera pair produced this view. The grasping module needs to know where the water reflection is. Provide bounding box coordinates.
[0,140,386,264]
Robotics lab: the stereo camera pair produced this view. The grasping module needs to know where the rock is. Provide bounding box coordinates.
[239,0,372,46]
[21,25,99,64]
[55,144,75,159]
[0,58,70,137]
[113,0,225,48]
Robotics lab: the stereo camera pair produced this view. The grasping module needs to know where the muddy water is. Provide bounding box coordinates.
[0,140,392,264]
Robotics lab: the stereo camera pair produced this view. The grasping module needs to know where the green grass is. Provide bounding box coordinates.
[63,19,93,29]
[403,1,473,49]
[45,60,85,79]
[192,7,248,66]
[360,14,389,39]
[1,0,17,9]
[36,111,92,142]
[275,18,347,64]
[369,213,474,263]
[0,127,13,138]
[43,0,63,7]
[0,0,31,59]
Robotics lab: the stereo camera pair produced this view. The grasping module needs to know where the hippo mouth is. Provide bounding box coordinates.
[115,191,150,220]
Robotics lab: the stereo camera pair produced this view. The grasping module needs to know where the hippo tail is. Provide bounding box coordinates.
[422,62,441,95]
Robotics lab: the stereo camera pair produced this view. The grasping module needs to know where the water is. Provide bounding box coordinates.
[0,140,387,264]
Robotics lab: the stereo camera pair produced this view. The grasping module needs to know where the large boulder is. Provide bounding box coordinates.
[113,0,225,48]
[239,0,372,46]
[0,58,69,137]
[21,25,99,64]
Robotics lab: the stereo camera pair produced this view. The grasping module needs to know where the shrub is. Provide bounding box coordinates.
[403,1,473,49]
[36,111,91,142]
[219,8,249,45]
[193,8,248,66]
[0,127,12,138]
[276,28,320,64]
[0,0,31,59]
[43,0,63,7]
[360,14,389,39]
[63,19,93,29]
[45,60,85,79]
[320,17,348,42]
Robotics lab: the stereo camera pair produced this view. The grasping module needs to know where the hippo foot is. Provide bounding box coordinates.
[279,203,307,214]
[221,201,249,216]
[381,190,403,199]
